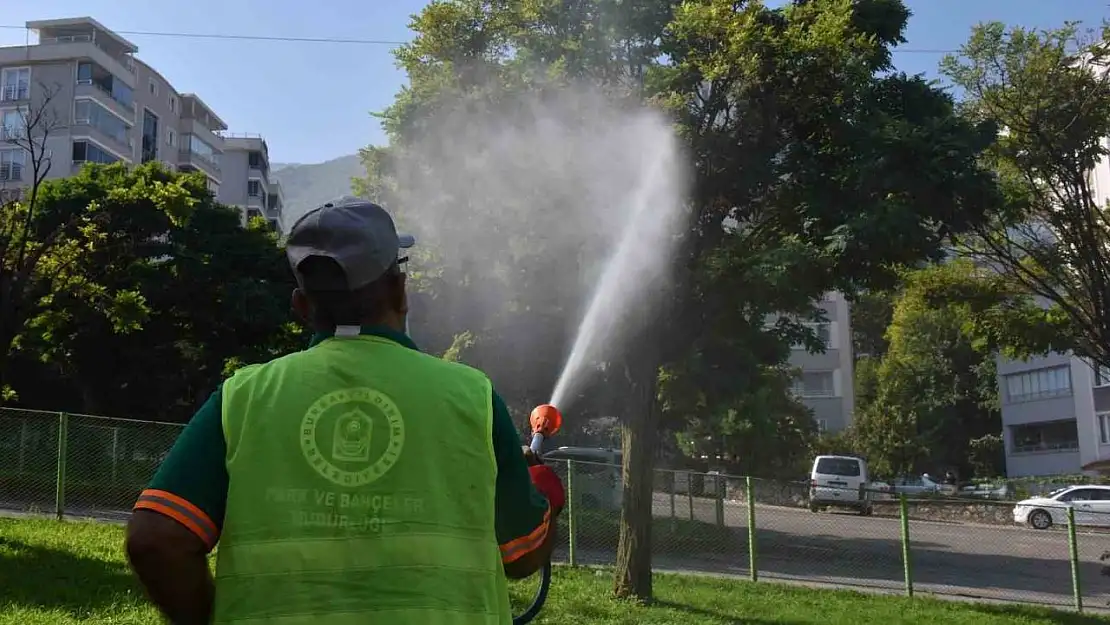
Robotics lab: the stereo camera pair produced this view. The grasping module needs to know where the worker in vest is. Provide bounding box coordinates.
[125,197,566,625]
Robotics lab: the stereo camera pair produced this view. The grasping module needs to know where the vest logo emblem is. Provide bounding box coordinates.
[300,387,406,487]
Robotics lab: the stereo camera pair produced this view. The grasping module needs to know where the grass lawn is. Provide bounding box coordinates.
[0,516,1106,624]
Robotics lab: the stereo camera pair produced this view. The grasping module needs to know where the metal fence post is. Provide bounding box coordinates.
[687,473,695,521]
[566,459,577,567]
[899,494,913,597]
[54,411,69,521]
[1067,506,1083,612]
[714,474,725,527]
[746,476,758,582]
[669,471,676,529]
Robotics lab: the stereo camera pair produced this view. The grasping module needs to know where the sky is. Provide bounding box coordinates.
[2,1,1107,165]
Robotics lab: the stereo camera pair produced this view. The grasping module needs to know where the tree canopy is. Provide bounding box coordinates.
[2,162,302,421]
[942,20,1110,367]
[360,0,1004,600]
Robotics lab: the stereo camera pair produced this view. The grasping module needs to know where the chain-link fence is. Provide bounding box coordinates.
[4,405,1110,612]
[545,460,1110,612]
[0,407,183,521]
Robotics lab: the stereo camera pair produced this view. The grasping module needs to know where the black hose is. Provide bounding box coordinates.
[512,561,552,625]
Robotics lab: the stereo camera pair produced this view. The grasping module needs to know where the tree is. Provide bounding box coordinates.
[0,80,66,397]
[850,262,1000,477]
[631,0,1000,598]
[8,163,303,420]
[850,260,1067,477]
[362,0,1002,601]
[941,21,1110,368]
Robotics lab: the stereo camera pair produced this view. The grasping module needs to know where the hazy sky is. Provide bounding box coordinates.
[2,1,1106,164]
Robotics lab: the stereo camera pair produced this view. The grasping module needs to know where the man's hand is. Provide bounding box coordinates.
[521,445,542,467]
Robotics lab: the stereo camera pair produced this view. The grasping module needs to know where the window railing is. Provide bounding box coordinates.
[1011,440,1080,454]
[75,79,134,112]
[1,125,24,141]
[0,162,24,182]
[1006,387,1072,403]
[73,115,133,150]
[39,35,135,73]
[179,148,220,171]
[1,84,29,102]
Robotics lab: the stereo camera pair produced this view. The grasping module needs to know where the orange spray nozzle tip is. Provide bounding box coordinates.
[529,404,562,436]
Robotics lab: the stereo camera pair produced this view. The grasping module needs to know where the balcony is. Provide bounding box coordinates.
[178,147,221,180]
[39,34,135,74]
[2,37,135,89]
[75,81,134,121]
[71,111,133,156]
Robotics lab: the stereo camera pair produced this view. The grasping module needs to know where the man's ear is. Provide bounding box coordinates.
[291,288,311,323]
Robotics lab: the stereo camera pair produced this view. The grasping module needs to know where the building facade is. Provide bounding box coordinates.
[789,292,856,433]
[0,17,281,229]
[217,134,284,232]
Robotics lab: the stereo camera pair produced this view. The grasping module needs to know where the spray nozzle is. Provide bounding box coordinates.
[529,404,563,437]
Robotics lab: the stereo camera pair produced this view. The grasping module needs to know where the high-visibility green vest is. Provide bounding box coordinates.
[213,333,510,624]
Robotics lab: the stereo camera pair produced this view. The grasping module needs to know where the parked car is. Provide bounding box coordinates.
[1012,485,1110,530]
[809,455,872,515]
[543,446,623,511]
[871,474,944,498]
[959,482,1014,500]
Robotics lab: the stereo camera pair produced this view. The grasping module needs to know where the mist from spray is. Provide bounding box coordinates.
[388,83,686,413]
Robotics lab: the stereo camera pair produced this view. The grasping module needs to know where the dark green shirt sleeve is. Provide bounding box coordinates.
[491,389,552,554]
[135,385,229,549]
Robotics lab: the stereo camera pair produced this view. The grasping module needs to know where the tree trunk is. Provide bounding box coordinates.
[613,343,660,601]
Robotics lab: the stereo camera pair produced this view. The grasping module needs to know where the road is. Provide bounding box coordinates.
[550,493,1110,610]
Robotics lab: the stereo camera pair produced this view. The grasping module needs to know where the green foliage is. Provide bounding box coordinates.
[2,163,304,420]
[848,261,1055,477]
[440,331,477,362]
[967,434,1005,479]
[941,20,1110,367]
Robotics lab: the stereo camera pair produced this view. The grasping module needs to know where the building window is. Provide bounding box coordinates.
[0,148,25,181]
[167,128,176,147]
[1004,366,1071,403]
[247,180,262,197]
[793,322,833,350]
[148,79,158,96]
[0,67,31,102]
[1100,413,1110,445]
[142,109,160,163]
[791,370,836,398]
[1094,364,1110,388]
[1009,420,1080,454]
[1,108,24,140]
[72,140,120,165]
[817,419,828,433]
[169,96,177,113]
[248,151,264,170]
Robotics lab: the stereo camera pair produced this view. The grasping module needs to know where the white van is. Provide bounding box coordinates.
[543,446,623,511]
[809,455,872,515]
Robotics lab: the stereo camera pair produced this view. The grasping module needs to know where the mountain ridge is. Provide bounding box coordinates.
[270,154,364,225]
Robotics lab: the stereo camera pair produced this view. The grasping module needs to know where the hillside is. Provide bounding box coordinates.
[270,154,364,225]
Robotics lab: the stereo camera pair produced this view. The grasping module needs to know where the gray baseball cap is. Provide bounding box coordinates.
[286,196,415,291]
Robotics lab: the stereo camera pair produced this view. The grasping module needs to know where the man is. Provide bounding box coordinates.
[125,197,566,625]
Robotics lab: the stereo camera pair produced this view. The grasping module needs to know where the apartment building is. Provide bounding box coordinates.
[0,17,282,230]
[216,134,284,232]
[788,292,856,433]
